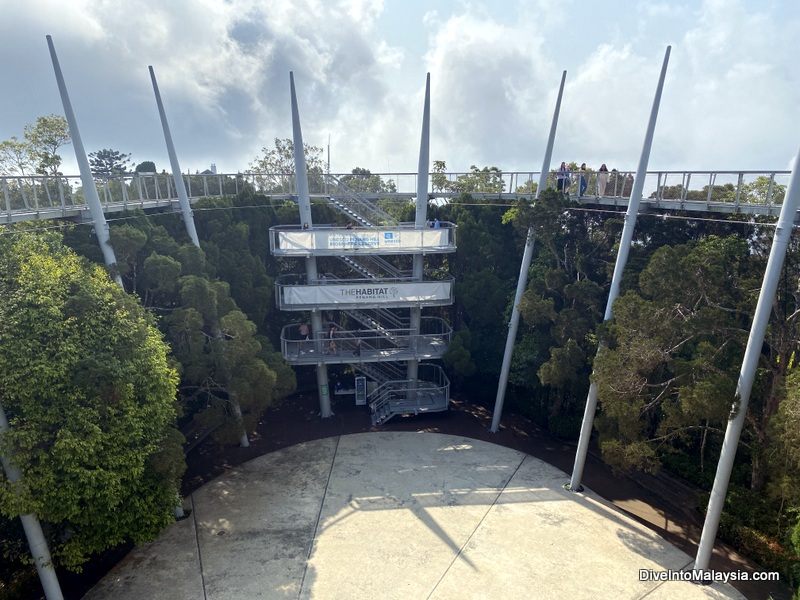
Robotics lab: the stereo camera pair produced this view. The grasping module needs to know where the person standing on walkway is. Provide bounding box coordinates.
[597,163,609,197]
[298,322,310,355]
[556,162,569,197]
[326,324,338,356]
[579,163,588,197]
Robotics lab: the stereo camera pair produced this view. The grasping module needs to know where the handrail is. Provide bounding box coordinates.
[367,364,450,422]
[323,174,398,226]
[0,170,792,224]
[279,318,452,359]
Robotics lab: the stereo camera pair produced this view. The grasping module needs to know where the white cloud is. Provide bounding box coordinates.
[1,0,799,177]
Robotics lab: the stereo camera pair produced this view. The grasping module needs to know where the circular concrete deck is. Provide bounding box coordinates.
[84,432,743,599]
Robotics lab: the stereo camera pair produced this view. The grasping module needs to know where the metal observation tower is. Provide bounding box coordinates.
[270,73,456,424]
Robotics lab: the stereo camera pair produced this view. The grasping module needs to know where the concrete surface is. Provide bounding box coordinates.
[84,432,745,599]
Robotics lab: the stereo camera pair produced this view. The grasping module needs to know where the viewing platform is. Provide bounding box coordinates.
[269,223,456,257]
[280,318,452,365]
[274,273,455,311]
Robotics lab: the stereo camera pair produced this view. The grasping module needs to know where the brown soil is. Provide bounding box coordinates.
[34,392,796,599]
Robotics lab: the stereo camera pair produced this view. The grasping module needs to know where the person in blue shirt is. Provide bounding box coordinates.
[434,217,441,229]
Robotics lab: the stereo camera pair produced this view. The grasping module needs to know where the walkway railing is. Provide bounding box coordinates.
[279,317,452,362]
[0,170,792,223]
[368,364,450,425]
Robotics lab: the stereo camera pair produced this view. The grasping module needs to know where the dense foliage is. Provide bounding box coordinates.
[0,232,184,570]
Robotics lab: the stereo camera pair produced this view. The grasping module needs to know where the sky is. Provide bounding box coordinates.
[1,0,799,177]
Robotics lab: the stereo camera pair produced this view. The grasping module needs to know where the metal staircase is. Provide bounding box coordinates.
[323,174,398,227]
[369,365,450,425]
[345,307,408,344]
[270,173,455,424]
[336,254,409,279]
[357,361,407,386]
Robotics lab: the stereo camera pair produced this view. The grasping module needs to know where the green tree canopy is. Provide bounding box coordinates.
[89,148,132,175]
[0,231,184,570]
[23,115,71,176]
[246,138,325,193]
[135,160,157,173]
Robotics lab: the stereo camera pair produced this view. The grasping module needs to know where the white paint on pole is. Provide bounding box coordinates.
[694,144,800,572]
[46,35,122,288]
[149,66,200,248]
[568,46,671,492]
[490,71,566,434]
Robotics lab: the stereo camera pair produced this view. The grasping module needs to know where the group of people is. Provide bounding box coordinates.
[296,322,363,357]
[556,162,611,198]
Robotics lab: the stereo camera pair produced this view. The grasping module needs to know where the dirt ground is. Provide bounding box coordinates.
[52,391,792,599]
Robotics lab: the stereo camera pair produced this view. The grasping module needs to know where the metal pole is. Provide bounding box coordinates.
[290,72,332,418]
[408,73,431,388]
[0,403,64,600]
[490,70,566,433]
[149,66,200,248]
[568,46,671,492]
[694,144,800,572]
[46,35,122,288]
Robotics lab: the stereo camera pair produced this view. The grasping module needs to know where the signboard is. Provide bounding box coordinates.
[279,229,448,252]
[283,281,451,306]
[355,376,367,406]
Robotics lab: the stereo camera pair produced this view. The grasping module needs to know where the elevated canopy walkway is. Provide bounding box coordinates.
[0,169,793,224]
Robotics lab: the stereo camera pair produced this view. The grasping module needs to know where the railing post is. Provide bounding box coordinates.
[706,172,714,203]
[58,178,66,213]
[766,173,776,206]
[734,172,744,206]
[44,177,54,208]
[2,179,10,220]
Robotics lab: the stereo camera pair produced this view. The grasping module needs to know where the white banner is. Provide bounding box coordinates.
[279,229,448,252]
[283,281,451,306]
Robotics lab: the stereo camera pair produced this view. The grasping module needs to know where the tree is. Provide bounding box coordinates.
[23,115,71,176]
[246,138,325,193]
[135,160,156,173]
[0,231,184,570]
[89,148,132,175]
[0,136,33,176]
[339,167,396,194]
[434,164,506,194]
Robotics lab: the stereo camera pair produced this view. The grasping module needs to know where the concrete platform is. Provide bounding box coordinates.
[84,433,744,599]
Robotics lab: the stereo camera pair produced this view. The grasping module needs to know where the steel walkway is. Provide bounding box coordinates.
[0,169,792,223]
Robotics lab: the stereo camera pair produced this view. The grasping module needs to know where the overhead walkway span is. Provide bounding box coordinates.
[0,169,793,223]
